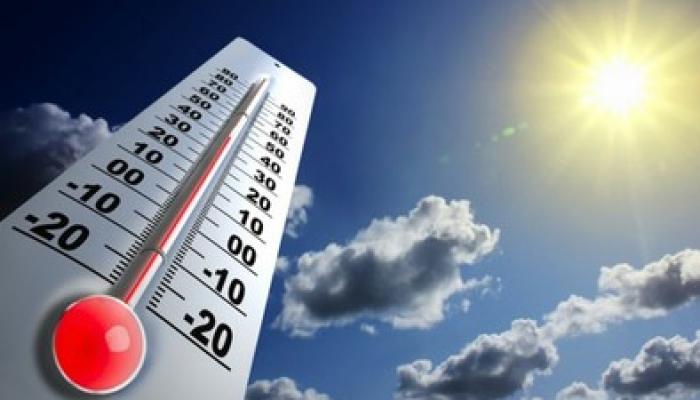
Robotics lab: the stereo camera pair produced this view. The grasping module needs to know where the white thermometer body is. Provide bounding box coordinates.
[0,38,315,399]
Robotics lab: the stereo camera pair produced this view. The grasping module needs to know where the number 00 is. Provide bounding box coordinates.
[227,234,256,266]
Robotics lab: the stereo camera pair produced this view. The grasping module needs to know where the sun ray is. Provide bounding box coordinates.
[512,0,700,236]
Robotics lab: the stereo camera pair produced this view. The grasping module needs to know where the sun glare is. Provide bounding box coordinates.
[513,0,700,199]
[584,58,647,115]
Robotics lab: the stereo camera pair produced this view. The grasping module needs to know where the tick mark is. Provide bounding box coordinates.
[184,314,194,325]
[25,214,38,224]
[174,163,188,174]
[203,268,212,277]
[67,182,78,190]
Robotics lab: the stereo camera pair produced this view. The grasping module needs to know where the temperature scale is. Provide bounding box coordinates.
[0,38,315,399]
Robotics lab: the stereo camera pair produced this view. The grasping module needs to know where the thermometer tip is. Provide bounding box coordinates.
[52,295,145,394]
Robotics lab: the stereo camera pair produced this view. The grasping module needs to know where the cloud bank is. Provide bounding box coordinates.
[275,195,499,336]
[602,331,700,398]
[246,377,331,400]
[558,330,700,400]
[0,103,111,218]
[543,250,700,339]
[396,249,700,399]
[396,319,557,400]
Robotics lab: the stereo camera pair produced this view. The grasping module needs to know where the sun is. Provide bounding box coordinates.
[583,58,647,115]
[512,0,700,203]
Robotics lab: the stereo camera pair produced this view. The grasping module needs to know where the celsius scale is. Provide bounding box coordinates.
[0,38,315,399]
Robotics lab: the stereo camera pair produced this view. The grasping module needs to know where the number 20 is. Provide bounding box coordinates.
[189,309,233,358]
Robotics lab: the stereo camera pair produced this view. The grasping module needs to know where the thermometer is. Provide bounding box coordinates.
[0,38,315,399]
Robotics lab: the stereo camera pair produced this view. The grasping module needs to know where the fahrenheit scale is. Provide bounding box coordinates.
[0,38,316,399]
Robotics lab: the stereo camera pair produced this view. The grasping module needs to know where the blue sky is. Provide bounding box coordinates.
[2,1,700,399]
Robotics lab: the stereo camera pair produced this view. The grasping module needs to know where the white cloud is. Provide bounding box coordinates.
[360,323,377,336]
[246,377,331,400]
[396,249,700,400]
[542,250,700,340]
[276,256,291,273]
[275,196,499,336]
[396,320,557,400]
[556,382,608,400]
[0,103,111,218]
[0,103,111,169]
[602,331,700,398]
[285,185,314,238]
[466,275,502,297]
[458,276,500,314]
[460,298,472,313]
